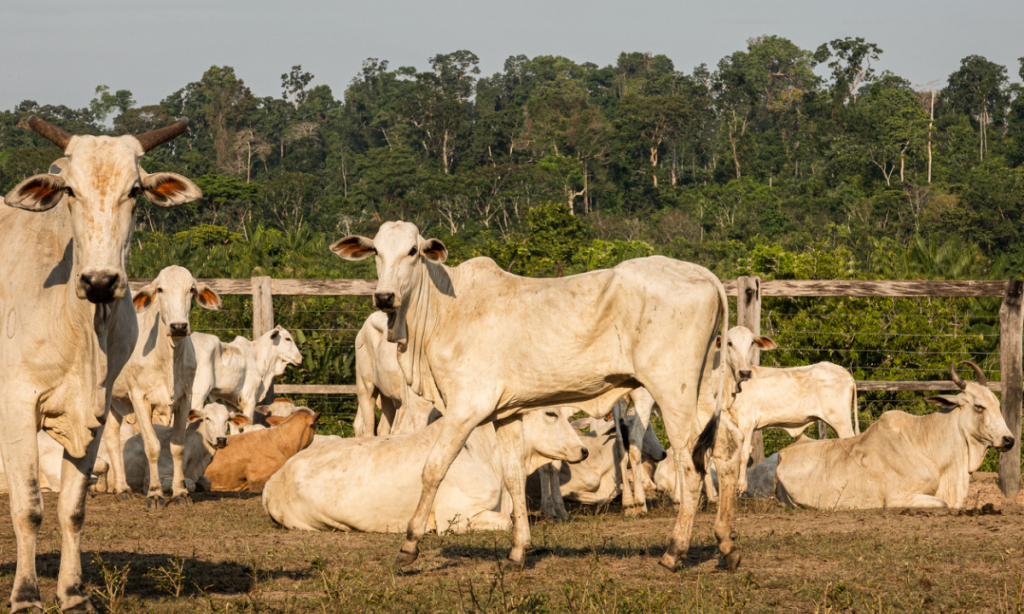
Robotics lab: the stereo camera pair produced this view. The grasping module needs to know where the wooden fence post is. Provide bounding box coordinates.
[999,279,1023,497]
[252,276,275,405]
[736,276,765,465]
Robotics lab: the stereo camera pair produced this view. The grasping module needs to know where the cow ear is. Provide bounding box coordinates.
[421,238,448,263]
[4,174,67,212]
[330,235,376,260]
[132,282,158,311]
[265,415,287,426]
[140,172,202,208]
[229,413,251,426]
[925,395,961,411]
[188,410,200,421]
[754,336,777,350]
[715,336,722,348]
[194,283,222,311]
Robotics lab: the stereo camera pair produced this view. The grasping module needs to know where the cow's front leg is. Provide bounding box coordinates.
[101,405,131,498]
[131,397,165,508]
[167,395,191,505]
[711,413,745,572]
[539,462,568,520]
[494,416,530,569]
[610,401,637,514]
[0,401,45,614]
[56,427,104,613]
[397,414,478,567]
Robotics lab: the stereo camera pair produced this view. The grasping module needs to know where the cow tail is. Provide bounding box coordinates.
[692,412,719,473]
[692,280,728,474]
[853,385,860,435]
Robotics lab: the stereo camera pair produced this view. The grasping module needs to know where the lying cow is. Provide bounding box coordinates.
[204,409,320,492]
[263,407,587,533]
[532,416,666,518]
[191,325,304,427]
[96,403,244,494]
[655,449,779,501]
[775,361,1014,510]
[105,266,222,506]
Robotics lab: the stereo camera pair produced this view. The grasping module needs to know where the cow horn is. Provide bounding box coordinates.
[556,262,563,278]
[960,360,987,386]
[27,116,72,151]
[135,118,190,153]
[950,362,966,390]
[507,259,516,273]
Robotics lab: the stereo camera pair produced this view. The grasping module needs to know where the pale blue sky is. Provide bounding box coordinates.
[1,0,1021,111]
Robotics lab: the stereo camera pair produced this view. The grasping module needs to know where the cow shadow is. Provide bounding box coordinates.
[438,542,723,570]
[0,550,310,597]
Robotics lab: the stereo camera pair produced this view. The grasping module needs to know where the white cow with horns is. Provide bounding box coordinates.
[0,117,200,613]
[330,221,745,573]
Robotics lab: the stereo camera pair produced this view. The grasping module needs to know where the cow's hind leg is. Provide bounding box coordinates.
[710,413,745,571]
[397,412,482,567]
[0,401,45,613]
[56,429,104,613]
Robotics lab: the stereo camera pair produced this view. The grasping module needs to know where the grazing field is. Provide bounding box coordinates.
[1,474,1022,613]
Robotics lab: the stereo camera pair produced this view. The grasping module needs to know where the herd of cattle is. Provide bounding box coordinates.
[0,117,1016,613]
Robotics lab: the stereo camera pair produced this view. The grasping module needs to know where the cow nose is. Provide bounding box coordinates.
[1000,436,1015,450]
[656,450,667,462]
[216,437,228,448]
[739,369,752,381]
[580,447,589,460]
[169,323,189,337]
[80,272,120,304]
[374,292,395,311]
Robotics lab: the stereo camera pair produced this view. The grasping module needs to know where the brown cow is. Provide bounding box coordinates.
[204,409,320,492]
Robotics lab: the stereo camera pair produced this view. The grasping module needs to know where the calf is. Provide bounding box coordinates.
[263,407,586,533]
[775,361,1013,510]
[106,266,221,507]
[204,409,320,492]
[191,326,304,426]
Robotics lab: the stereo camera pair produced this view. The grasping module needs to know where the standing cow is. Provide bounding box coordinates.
[0,117,200,612]
[330,221,744,572]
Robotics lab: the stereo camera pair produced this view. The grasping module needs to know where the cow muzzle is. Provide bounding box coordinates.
[374,292,396,312]
[997,436,1015,452]
[78,270,123,304]
[216,437,228,449]
[169,322,190,337]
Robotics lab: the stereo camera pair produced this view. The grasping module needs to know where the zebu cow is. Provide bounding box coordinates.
[775,362,1014,510]
[103,266,221,506]
[263,408,587,533]
[331,221,743,572]
[190,326,303,426]
[0,117,199,612]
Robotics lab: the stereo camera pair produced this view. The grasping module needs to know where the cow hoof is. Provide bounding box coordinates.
[62,599,97,613]
[145,496,166,510]
[169,494,192,506]
[11,606,43,614]
[116,491,132,502]
[625,506,646,518]
[658,554,679,572]
[724,549,742,572]
[395,547,419,568]
[503,556,525,572]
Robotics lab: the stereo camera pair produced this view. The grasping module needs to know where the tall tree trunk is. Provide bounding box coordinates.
[927,90,934,184]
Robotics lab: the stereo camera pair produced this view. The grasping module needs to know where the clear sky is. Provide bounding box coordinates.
[1,0,1021,111]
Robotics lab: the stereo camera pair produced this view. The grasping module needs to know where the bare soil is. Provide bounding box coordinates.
[1,473,1022,613]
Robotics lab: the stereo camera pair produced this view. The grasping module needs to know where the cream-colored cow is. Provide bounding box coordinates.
[0,116,199,612]
[331,221,743,572]
[103,266,221,506]
[190,326,304,426]
[263,408,587,533]
[775,362,1014,510]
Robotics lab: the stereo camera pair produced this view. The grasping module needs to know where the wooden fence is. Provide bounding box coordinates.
[128,276,1024,497]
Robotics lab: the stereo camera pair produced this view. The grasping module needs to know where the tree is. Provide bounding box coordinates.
[89,85,135,123]
[944,55,1010,161]
[281,65,314,107]
[814,37,883,106]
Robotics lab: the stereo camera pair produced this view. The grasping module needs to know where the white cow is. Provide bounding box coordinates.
[190,326,304,426]
[655,449,780,501]
[331,221,744,572]
[0,116,199,612]
[775,361,1014,510]
[103,266,221,506]
[98,403,243,495]
[535,416,666,516]
[263,408,587,533]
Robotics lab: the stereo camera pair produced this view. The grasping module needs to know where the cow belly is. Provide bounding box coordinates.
[775,442,886,509]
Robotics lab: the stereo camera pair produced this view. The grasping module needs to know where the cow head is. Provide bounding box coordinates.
[925,361,1014,455]
[329,221,447,313]
[523,407,589,463]
[132,265,221,338]
[3,117,201,304]
[718,325,777,393]
[266,326,304,374]
[190,403,248,451]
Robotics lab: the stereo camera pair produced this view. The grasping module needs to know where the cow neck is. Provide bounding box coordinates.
[917,410,972,475]
[136,306,180,365]
[394,259,454,406]
[252,332,283,401]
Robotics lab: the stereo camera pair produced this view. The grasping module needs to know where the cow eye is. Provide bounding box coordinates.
[727,342,733,347]
[408,247,418,256]
[65,187,75,198]
[129,185,141,198]
[157,287,163,293]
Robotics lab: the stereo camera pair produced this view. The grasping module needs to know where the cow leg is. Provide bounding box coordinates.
[378,396,397,436]
[610,400,637,514]
[101,404,131,498]
[493,416,530,569]
[55,429,104,613]
[704,457,719,502]
[0,402,45,613]
[131,396,166,508]
[627,390,657,516]
[397,414,479,567]
[540,462,569,520]
[885,493,949,509]
[167,395,191,505]
[711,413,745,571]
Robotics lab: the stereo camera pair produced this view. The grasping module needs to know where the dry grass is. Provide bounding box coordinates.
[1,475,1022,613]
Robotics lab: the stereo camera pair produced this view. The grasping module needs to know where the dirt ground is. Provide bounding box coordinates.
[1,473,1022,613]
